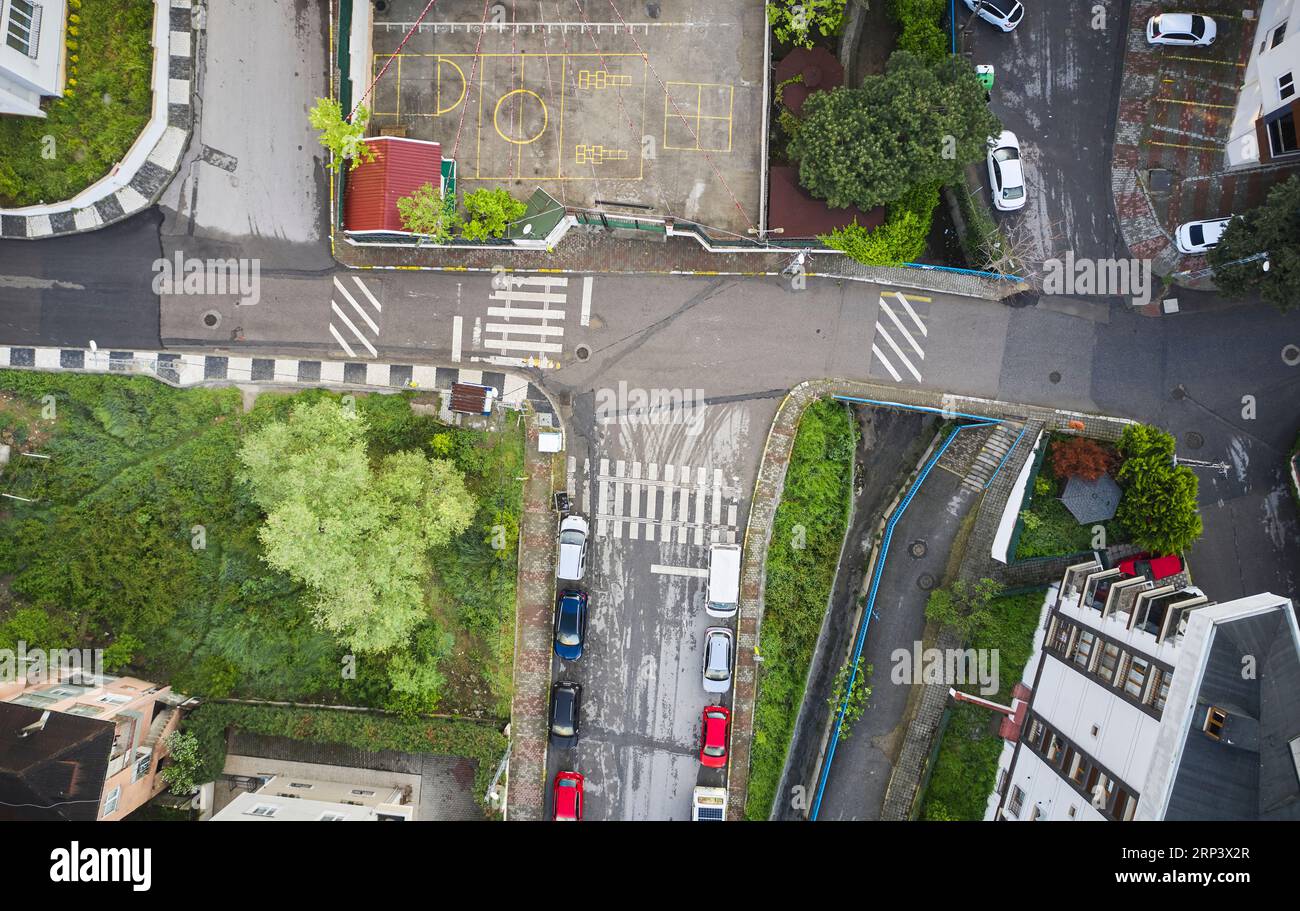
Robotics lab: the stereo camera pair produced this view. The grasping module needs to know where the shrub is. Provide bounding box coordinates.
[396,182,458,242]
[1050,437,1117,481]
[768,0,848,49]
[460,188,527,241]
[1114,424,1202,556]
[820,182,940,266]
[890,0,949,64]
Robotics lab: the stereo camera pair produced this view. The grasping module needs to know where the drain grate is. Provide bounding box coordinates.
[574,345,591,362]
[909,540,927,559]
[1184,431,1204,451]
[202,310,221,329]
[917,573,935,591]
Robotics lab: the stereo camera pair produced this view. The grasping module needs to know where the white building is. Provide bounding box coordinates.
[0,0,66,118]
[1227,0,1300,167]
[990,560,1300,821]
[209,757,415,822]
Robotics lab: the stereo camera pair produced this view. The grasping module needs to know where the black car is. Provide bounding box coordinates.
[550,681,582,747]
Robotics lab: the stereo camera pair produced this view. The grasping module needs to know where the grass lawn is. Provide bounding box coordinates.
[745,397,856,819]
[0,0,155,207]
[919,589,1047,820]
[0,373,521,720]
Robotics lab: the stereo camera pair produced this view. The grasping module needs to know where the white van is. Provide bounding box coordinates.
[706,543,741,618]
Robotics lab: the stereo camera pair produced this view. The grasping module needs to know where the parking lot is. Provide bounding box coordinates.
[369,0,764,234]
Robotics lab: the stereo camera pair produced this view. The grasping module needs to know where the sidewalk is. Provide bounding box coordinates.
[505,417,560,821]
[1112,1,1298,287]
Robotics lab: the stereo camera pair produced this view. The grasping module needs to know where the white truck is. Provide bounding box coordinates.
[692,786,728,821]
[706,543,741,618]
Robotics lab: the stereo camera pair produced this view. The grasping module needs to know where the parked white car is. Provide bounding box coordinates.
[702,627,734,694]
[1146,13,1216,47]
[1174,216,1235,254]
[962,0,1024,32]
[556,515,589,581]
[986,130,1027,212]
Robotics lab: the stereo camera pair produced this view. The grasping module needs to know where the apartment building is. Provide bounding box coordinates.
[0,0,66,118]
[990,558,1300,821]
[0,672,185,821]
[1227,0,1300,167]
[210,755,416,822]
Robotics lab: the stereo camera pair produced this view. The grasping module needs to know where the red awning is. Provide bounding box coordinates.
[343,136,442,234]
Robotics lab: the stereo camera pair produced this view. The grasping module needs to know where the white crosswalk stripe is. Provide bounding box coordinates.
[330,275,382,359]
[482,275,572,367]
[568,457,740,547]
[871,291,929,384]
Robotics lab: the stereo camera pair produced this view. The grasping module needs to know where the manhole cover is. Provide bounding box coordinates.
[1049,371,1062,384]
[917,573,935,591]
[909,540,927,558]
[1172,384,1187,400]
[1184,431,1204,451]
[574,345,591,362]
[1147,168,1173,193]
[202,310,221,329]
[1283,344,1300,367]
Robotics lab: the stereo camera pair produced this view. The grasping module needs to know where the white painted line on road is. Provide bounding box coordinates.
[567,456,577,498]
[693,472,706,546]
[894,291,927,337]
[661,464,675,541]
[644,463,658,542]
[472,317,482,348]
[451,315,463,362]
[484,323,565,336]
[328,323,357,359]
[628,461,641,541]
[879,298,924,359]
[875,323,921,382]
[483,338,564,354]
[489,289,567,305]
[580,276,593,326]
[331,303,377,357]
[514,275,569,288]
[871,343,902,382]
[650,564,709,578]
[333,280,380,334]
[486,306,568,320]
[352,275,383,312]
[678,466,693,544]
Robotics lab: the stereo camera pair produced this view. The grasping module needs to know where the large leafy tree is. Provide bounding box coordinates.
[1207,174,1300,311]
[1114,425,1202,556]
[788,50,999,210]
[238,400,476,655]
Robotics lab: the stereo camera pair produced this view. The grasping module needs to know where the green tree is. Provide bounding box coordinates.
[238,400,477,655]
[1115,425,1202,556]
[819,182,940,266]
[768,0,848,49]
[925,578,1003,641]
[460,188,527,241]
[1206,174,1300,311]
[159,731,201,796]
[396,182,459,242]
[309,97,375,172]
[789,51,998,210]
[827,657,872,739]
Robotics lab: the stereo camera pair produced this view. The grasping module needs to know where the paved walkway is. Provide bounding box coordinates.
[1112,0,1297,288]
[505,417,559,820]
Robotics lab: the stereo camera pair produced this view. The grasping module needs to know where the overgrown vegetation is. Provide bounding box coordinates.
[889,0,949,64]
[924,578,1003,642]
[827,657,872,740]
[461,187,528,241]
[1114,424,1202,556]
[768,0,848,49]
[0,0,154,207]
[182,702,507,810]
[396,182,458,242]
[1015,435,1119,560]
[1208,173,1300,312]
[920,589,1046,820]
[746,398,857,819]
[309,97,375,172]
[0,373,522,719]
[819,182,940,266]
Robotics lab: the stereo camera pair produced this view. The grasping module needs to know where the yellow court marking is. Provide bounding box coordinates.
[1164,54,1245,67]
[435,57,468,115]
[1153,97,1235,109]
[1144,139,1222,152]
[881,290,931,302]
[663,81,735,152]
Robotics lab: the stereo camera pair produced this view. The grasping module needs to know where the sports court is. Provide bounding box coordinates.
[368,0,764,234]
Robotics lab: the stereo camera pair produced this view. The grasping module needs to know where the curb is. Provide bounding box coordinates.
[0,0,198,239]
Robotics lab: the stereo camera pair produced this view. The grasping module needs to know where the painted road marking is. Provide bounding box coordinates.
[331,302,378,357]
[650,564,709,578]
[330,276,381,359]
[591,459,738,546]
[452,315,463,362]
[871,344,902,382]
[329,323,357,359]
[876,323,922,382]
[581,276,593,326]
[879,298,925,358]
[351,275,383,312]
[893,291,927,337]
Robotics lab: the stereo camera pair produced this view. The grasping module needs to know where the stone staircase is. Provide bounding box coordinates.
[959,422,1023,493]
[142,707,176,751]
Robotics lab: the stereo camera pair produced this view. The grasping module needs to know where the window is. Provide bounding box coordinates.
[1027,718,1045,750]
[1068,753,1087,785]
[1124,655,1149,699]
[1067,805,1078,819]
[247,804,278,818]
[1027,805,1040,821]
[101,786,121,818]
[1046,733,1065,765]
[319,812,347,822]
[1050,619,1071,654]
[98,693,131,705]
[1007,786,1025,818]
[1071,630,1096,669]
[1147,666,1171,713]
[350,789,375,797]
[1279,72,1295,102]
[288,782,314,790]
[1097,643,1121,683]
[5,0,41,58]
[1090,724,1100,738]
[1269,21,1288,50]
[1268,110,1299,157]
[1203,706,1227,740]
[131,750,153,783]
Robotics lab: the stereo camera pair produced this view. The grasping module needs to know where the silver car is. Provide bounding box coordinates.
[702,627,734,694]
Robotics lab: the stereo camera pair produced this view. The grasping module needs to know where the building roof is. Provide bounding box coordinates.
[1163,604,1300,821]
[1060,473,1122,524]
[343,136,443,234]
[0,702,113,822]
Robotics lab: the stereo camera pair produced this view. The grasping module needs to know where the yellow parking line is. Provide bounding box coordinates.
[881,289,931,302]
[1144,139,1222,152]
[1153,98,1235,109]
[1164,54,1244,67]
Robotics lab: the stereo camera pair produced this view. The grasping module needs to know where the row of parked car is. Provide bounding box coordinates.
[548,514,743,819]
[964,0,1217,48]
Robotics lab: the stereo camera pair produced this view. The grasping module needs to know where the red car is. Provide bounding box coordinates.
[699,705,731,768]
[552,771,584,821]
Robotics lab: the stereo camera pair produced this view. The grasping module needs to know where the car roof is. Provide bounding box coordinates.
[1155,13,1195,31]
[1000,159,1024,187]
[982,0,1020,15]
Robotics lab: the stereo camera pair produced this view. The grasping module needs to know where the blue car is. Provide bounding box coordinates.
[554,589,589,661]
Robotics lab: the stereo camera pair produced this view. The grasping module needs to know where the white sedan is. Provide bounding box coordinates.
[986,130,1026,212]
[1174,216,1235,254]
[962,0,1024,32]
[1146,13,1216,47]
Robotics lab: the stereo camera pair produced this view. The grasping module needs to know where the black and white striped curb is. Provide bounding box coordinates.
[0,344,555,415]
[0,0,196,239]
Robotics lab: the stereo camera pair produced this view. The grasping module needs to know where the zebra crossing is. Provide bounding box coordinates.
[476,274,581,370]
[870,290,929,384]
[330,275,383,358]
[566,456,740,547]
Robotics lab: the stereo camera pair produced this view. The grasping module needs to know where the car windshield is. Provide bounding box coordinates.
[1004,186,1024,200]
[558,608,581,645]
[704,744,726,757]
[553,719,575,737]
[1189,225,1205,246]
[1191,17,1205,38]
[994,147,1019,162]
[559,531,584,545]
